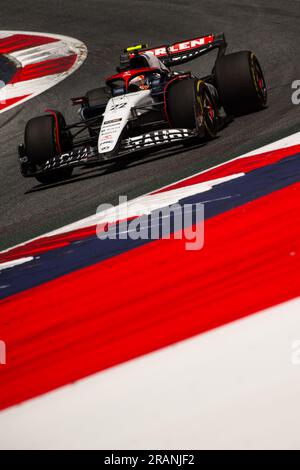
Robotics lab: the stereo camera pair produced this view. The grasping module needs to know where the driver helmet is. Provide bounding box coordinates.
[129,74,149,91]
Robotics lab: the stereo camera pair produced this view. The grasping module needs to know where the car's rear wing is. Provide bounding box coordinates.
[130,33,227,67]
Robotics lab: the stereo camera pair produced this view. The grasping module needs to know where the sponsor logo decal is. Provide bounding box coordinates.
[103,118,122,125]
[146,35,214,58]
[109,102,127,111]
[99,145,111,151]
[124,129,192,150]
[43,147,92,170]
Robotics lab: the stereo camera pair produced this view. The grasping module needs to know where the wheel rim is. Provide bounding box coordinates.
[252,55,267,104]
[204,93,215,124]
[202,88,217,137]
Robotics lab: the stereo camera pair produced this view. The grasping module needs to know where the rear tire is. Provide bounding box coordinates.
[215,51,267,116]
[25,113,73,184]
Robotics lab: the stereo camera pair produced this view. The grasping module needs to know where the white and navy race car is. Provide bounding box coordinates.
[19,33,267,184]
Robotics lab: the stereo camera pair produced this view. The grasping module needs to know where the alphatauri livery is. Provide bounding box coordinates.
[19,33,267,184]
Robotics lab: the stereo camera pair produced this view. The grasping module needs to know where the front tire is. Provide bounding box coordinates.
[165,77,218,139]
[215,51,267,116]
[25,112,73,184]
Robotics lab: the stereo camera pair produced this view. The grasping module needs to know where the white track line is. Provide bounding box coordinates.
[0,256,34,271]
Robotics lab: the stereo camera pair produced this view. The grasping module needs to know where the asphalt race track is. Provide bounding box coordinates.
[1,0,300,250]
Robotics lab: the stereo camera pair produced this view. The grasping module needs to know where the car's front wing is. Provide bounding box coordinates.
[19,128,197,178]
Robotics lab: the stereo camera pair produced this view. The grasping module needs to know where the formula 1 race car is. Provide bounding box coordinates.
[19,33,267,184]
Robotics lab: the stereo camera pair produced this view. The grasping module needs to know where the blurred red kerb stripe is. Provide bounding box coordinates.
[0,33,59,54]
[9,54,77,83]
